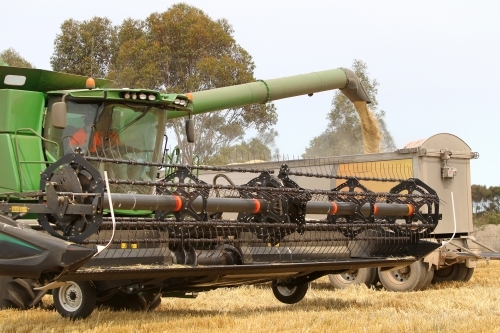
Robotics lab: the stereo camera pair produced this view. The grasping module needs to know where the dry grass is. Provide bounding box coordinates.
[1,261,500,333]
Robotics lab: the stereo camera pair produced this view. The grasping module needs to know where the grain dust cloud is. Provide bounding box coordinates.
[353,101,381,153]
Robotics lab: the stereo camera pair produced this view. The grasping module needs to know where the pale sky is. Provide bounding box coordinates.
[2,0,499,186]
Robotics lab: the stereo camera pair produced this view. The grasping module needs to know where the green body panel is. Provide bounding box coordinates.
[0,89,46,194]
[167,68,349,118]
[0,90,44,133]
[48,89,191,111]
[0,134,45,193]
[0,134,20,192]
[14,135,46,192]
[0,66,114,92]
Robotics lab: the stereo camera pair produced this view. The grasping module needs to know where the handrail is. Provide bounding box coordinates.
[14,128,59,192]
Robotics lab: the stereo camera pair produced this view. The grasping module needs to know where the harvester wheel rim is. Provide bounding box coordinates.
[58,282,84,312]
[339,270,358,282]
[54,281,96,320]
[276,285,297,296]
[387,266,411,284]
[271,280,309,304]
[378,260,426,292]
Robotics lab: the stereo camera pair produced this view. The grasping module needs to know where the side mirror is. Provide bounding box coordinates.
[51,102,67,129]
[185,118,195,143]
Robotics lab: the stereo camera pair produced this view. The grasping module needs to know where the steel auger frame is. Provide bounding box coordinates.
[0,152,445,321]
[0,153,443,289]
[24,154,441,249]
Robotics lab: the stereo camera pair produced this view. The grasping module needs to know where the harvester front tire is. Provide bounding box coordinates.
[271,281,309,304]
[0,277,39,310]
[378,260,427,292]
[53,281,96,320]
[328,267,378,289]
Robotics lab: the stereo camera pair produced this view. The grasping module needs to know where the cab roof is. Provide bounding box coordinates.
[0,66,115,92]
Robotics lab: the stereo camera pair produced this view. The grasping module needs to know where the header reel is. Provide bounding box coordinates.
[32,154,440,249]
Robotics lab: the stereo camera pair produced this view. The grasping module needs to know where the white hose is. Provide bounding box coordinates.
[93,171,116,256]
[441,191,457,247]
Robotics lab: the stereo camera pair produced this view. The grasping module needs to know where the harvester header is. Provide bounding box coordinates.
[0,63,439,320]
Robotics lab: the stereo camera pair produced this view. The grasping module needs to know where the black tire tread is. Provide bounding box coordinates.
[0,277,37,310]
[432,263,470,283]
[272,281,309,304]
[462,266,475,282]
[416,264,435,291]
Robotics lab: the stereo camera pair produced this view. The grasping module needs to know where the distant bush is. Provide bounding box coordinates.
[473,211,500,228]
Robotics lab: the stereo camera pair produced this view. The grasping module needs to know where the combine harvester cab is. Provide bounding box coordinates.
[0,64,440,319]
[198,133,491,292]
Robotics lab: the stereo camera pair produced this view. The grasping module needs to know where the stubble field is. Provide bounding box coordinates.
[1,261,500,333]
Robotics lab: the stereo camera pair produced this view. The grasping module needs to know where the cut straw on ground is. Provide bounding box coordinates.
[1,261,500,333]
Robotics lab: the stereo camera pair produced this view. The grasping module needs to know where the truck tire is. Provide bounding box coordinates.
[328,267,378,289]
[271,281,309,304]
[432,263,470,283]
[0,277,39,310]
[378,260,427,292]
[417,263,435,291]
[462,265,475,282]
[53,281,96,320]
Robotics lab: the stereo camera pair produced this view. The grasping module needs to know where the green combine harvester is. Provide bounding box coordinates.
[0,64,440,319]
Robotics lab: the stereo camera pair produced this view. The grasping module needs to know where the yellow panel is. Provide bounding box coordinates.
[336,159,413,193]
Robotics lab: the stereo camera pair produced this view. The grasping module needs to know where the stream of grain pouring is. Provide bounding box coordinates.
[353,101,381,153]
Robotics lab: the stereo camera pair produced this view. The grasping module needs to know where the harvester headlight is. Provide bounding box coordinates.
[124,92,131,99]
[132,93,137,100]
[179,99,187,106]
[148,94,156,101]
[174,98,181,105]
[139,93,147,100]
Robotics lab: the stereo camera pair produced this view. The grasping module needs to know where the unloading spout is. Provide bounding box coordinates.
[167,67,371,118]
[340,68,372,104]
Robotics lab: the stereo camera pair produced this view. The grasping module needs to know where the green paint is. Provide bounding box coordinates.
[0,232,42,252]
[0,64,350,205]
[0,90,45,193]
[0,66,114,92]
[0,134,20,192]
[0,90,44,133]
[0,133,46,193]
[168,68,348,118]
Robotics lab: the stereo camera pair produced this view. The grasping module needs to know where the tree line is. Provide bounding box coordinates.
[472,185,500,213]
[1,4,497,227]
[471,185,500,227]
[1,3,400,165]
